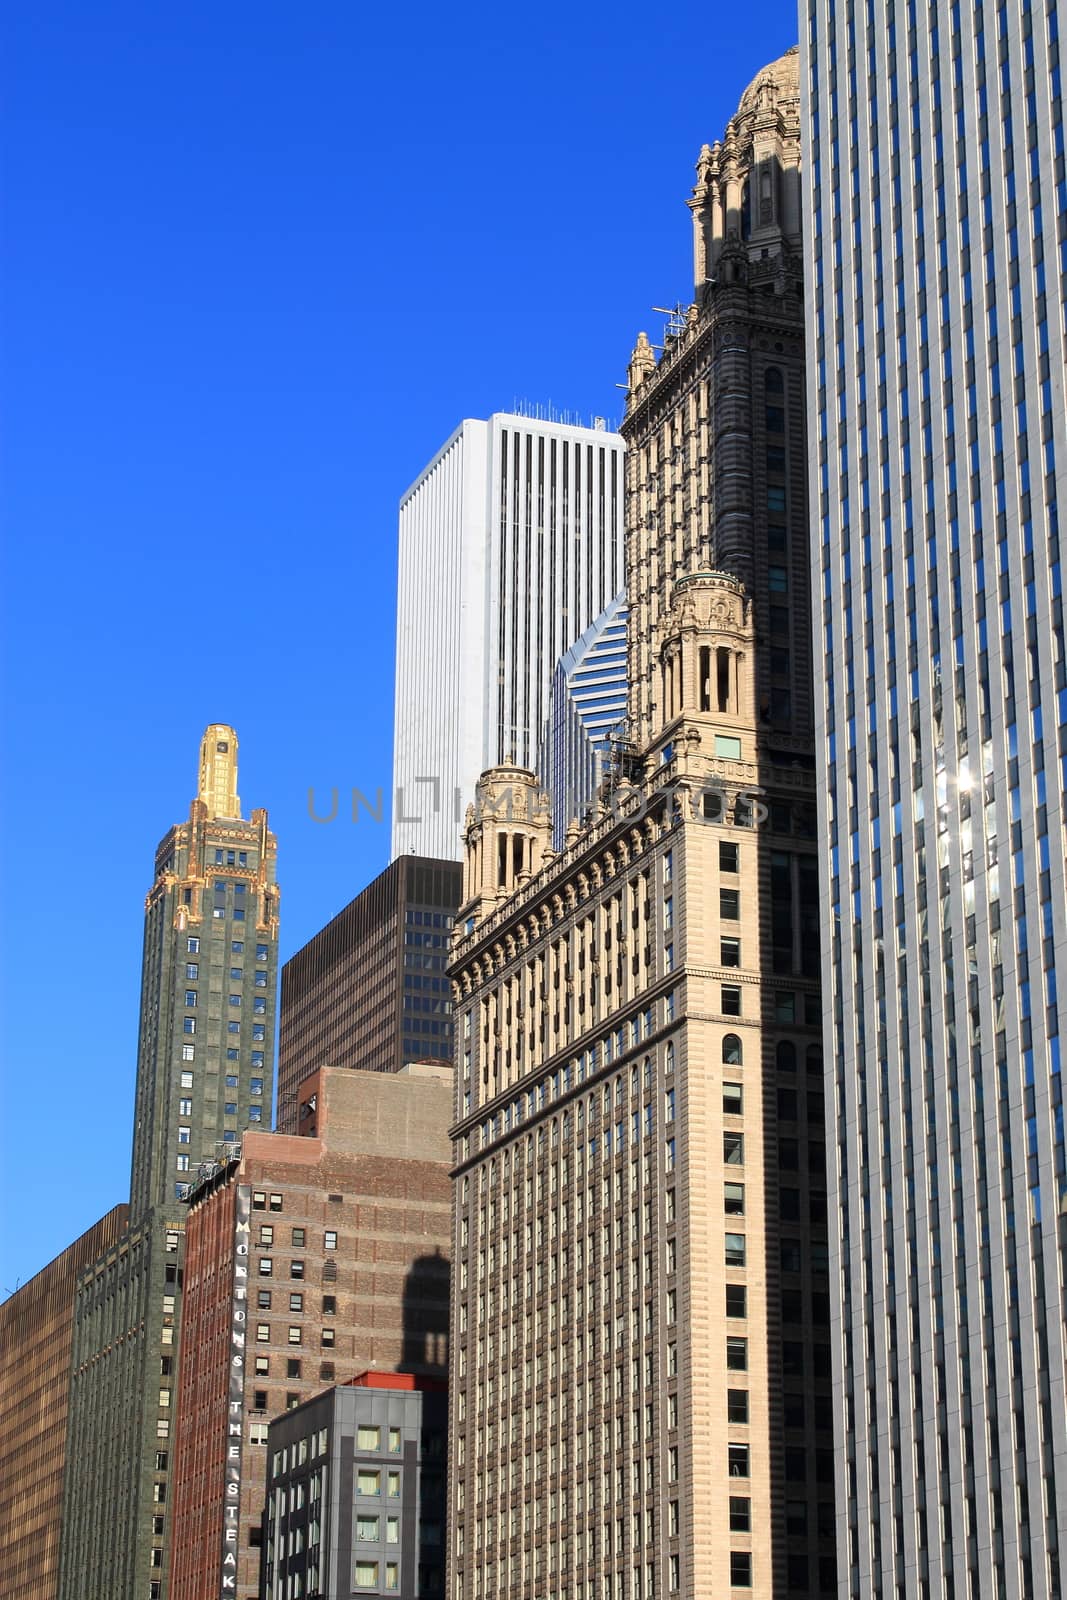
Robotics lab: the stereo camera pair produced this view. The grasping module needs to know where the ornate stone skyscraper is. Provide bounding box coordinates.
[446,50,837,1600]
[58,727,280,1600]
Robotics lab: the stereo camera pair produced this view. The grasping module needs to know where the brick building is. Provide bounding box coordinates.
[168,1064,452,1600]
[276,856,461,1134]
[0,1205,128,1600]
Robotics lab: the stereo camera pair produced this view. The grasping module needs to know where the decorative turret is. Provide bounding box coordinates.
[649,572,757,764]
[627,331,657,395]
[687,45,801,294]
[459,765,553,929]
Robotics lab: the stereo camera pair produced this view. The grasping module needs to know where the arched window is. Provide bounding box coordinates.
[776,1040,797,1072]
[722,1034,743,1065]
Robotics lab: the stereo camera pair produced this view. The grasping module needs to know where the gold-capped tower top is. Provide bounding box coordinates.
[198,724,241,819]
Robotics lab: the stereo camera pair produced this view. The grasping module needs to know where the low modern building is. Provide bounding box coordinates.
[0,1205,129,1600]
[261,1372,448,1600]
[276,856,461,1135]
[168,1064,453,1600]
[540,590,629,850]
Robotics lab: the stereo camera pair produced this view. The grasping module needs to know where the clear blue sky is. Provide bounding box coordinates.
[0,0,798,1291]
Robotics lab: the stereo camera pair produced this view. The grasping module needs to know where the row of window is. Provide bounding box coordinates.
[187,936,269,960]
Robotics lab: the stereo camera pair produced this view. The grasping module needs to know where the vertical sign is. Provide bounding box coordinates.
[221,1184,251,1595]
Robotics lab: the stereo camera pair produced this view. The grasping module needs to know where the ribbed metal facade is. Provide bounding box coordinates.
[803,3,1067,1595]
[393,415,625,860]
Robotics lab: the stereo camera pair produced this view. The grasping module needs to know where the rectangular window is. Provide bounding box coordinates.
[288,1327,302,1345]
[714,735,742,759]
[720,889,740,920]
[726,1337,748,1371]
[388,1428,402,1454]
[726,1284,747,1317]
[181,1048,194,1064]
[720,938,741,967]
[257,1291,271,1309]
[721,986,741,1016]
[321,1328,335,1348]
[724,1132,744,1165]
[289,1293,303,1311]
[259,1258,272,1276]
[727,1389,749,1424]
[255,1355,269,1376]
[324,1231,337,1249]
[256,1324,270,1342]
[729,1496,751,1532]
[187,937,199,953]
[356,1514,380,1541]
[179,1098,192,1116]
[291,1227,305,1247]
[357,1426,381,1450]
[730,1551,753,1586]
[176,1154,189,1172]
[387,1471,401,1497]
[290,1260,305,1278]
[725,1232,746,1267]
[723,1081,743,1115]
[385,1563,399,1591]
[357,1470,381,1496]
[724,1183,745,1215]
[250,1077,263,1094]
[354,1562,379,1589]
[183,1017,195,1035]
[728,1443,750,1477]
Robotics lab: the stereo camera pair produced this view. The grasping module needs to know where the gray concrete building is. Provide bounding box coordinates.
[261,1374,447,1600]
[803,2,1067,1595]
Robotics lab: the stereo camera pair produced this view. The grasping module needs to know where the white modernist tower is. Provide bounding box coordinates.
[804,3,1067,1597]
[392,413,625,859]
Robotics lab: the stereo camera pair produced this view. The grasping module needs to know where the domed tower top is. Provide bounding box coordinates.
[736,44,800,117]
[688,44,802,292]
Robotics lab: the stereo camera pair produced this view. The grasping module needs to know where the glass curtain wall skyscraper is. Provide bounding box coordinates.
[540,590,629,851]
[804,3,1067,1596]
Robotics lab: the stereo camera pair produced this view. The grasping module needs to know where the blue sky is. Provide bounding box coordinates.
[0,0,799,1291]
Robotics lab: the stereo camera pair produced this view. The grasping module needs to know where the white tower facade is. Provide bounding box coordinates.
[392,413,625,859]
[804,4,1067,1597]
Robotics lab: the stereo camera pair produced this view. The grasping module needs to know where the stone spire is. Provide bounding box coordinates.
[197,723,241,819]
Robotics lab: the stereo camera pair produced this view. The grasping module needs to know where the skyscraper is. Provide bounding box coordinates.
[276,854,461,1135]
[0,1205,128,1600]
[58,726,280,1600]
[804,3,1067,1595]
[540,590,629,851]
[446,51,836,1600]
[392,411,625,860]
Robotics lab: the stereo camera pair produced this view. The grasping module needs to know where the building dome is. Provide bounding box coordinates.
[736,44,800,116]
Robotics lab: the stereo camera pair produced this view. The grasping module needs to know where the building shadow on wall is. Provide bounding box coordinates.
[398,1247,450,1376]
